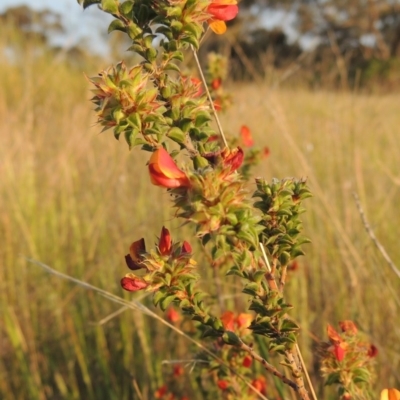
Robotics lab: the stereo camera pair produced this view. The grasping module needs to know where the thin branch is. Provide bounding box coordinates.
[239,341,299,391]
[191,46,229,148]
[353,193,400,279]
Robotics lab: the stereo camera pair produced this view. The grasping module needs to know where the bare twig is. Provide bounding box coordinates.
[191,46,229,148]
[353,193,400,279]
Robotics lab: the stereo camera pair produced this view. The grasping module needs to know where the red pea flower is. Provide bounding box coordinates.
[211,78,222,90]
[207,0,239,34]
[125,238,146,270]
[217,380,229,390]
[221,147,244,173]
[159,226,172,255]
[367,344,378,358]
[166,308,181,323]
[181,240,192,254]
[149,148,191,188]
[121,275,148,292]
[333,344,346,361]
[242,355,253,368]
[240,125,254,147]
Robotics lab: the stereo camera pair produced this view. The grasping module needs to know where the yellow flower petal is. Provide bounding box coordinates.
[209,19,227,34]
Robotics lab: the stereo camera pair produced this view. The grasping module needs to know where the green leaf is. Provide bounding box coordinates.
[127,113,142,131]
[164,62,180,72]
[153,290,165,306]
[160,295,176,311]
[80,0,101,9]
[101,0,119,14]
[108,19,126,33]
[124,129,138,149]
[167,127,186,144]
[324,372,341,386]
[222,331,241,346]
[120,0,134,15]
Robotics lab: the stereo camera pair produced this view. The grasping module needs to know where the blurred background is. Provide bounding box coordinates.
[1,0,400,399]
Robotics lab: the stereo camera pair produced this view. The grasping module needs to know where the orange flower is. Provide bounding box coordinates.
[380,388,400,400]
[159,226,172,255]
[207,0,239,34]
[121,275,148,292]
[220,311,235,331]
[149,148,191,188]
[240,125,254,147]
[327,324,342,344]
[251,376,267,395]
[125,238,146,270]
[236,313,252,330]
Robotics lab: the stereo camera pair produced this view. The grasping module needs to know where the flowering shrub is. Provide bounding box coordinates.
[78,0,397,398]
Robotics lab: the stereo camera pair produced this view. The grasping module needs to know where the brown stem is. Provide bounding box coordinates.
[239,341,299,391]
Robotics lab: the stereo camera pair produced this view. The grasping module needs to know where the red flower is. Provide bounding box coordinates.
[173,365,184,377]
[221,147,244,173]
[211,78,222,90]
[181,241,192,254]
[217,380,229,390]
[166,308,181,323]
[149,148,191,188]
[333,344,346,361]
[242,355,253,368]
[367,344,378,358]
[207,0,239,34]
[240,125,254,147]
[159,226,172,255]
[339,320,358,335]
[121,275,148,292]
[155,385,168,399]
[125,238,146,270]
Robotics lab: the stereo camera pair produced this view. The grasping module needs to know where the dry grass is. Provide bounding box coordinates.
[0,42,399,399]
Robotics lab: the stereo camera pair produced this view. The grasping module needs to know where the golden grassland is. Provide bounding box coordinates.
[1,47,400,399]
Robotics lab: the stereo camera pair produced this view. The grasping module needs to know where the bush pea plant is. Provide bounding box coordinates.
[77,0,395,398]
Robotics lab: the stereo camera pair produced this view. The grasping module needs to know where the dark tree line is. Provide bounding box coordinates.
[3,2,400,89]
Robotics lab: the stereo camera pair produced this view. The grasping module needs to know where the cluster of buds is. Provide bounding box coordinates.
[121,226,197,297]
[320,321,378,399]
